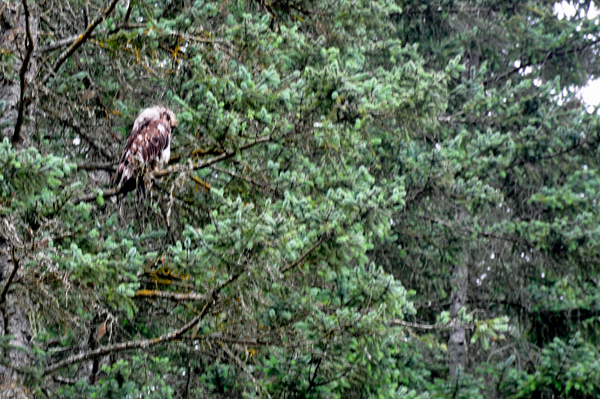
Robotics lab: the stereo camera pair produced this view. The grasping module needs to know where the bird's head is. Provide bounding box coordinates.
[162,108,178,129]
[132,105,178,132]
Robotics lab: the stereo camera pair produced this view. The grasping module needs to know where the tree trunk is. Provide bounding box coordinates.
[0,240,32,395]
[0,0,37,143]
[448,262,468,379]
[0,1,37,395]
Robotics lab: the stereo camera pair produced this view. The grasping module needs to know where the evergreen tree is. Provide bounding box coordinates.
[0,0,598,398]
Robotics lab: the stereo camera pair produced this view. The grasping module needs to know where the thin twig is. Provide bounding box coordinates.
[12,0,35,143]
[484,37,600,86]
[420,215,527,245]
[39,24,221,55]
[200,334,269,346]
[42,0,121,84]
[555,334,577,380]
[69,123,113,160]
[40,14,58,33]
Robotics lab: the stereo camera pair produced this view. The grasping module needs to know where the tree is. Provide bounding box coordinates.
[373,0,600,397]
[1,0,600,398]
[1,0,440,397]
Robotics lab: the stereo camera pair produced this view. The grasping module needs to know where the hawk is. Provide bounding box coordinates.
[115,106,178,203]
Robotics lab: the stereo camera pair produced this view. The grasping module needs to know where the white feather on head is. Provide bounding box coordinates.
[132,106,178,132]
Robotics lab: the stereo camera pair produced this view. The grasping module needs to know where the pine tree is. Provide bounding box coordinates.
[0,0,599,398]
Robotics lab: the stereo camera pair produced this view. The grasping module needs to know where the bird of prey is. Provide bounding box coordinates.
[115,106,178,205]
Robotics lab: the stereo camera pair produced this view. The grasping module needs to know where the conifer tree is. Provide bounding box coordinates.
[0,0,599,398]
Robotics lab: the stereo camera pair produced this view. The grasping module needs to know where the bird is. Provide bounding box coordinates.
[115,106,178,206]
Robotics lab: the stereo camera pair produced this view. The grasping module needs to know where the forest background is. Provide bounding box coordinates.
[1,0,600,398]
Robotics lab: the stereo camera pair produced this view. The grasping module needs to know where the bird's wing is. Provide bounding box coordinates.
[135,119,171,162]
[119,117,154,166]
[116,111,172,192]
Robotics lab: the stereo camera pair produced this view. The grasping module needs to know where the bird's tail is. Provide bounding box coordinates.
[114,161,133,192]
[136,177,147,210]
[114,162,149,214]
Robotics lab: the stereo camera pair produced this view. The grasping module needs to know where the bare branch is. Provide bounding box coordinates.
[420,215,527,245]
[124,1,133,23]
[40,14,58,33]
[38,24,220,55]
[72,188,118,205]
[390,318,474,330]
[484,37,600,87]
[83,3,89,27]
[201,334,269,346]
[53,375,78,385]
[42,0,121,84]
[12,0,35,144]
[77,162,117,172]
[134,289,205,301]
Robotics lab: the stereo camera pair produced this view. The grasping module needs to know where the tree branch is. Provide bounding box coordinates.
[218,341,272,399]
[420,215,528,245]
[555,334,577,380]
[153,135,271,178]
[200,334,269,346]
[72,136,271,204]
[124,1,133,23]
[484,37,600,87]
[390,318,474,330]
[281,233,329,273]
[43,269,244,376]
[12,0,35,144]
[38,23,144,53]
[42,0,121,84]
[211,165,269,190]
[134,289,205,301]
[77,162,117,172]
[72,188,118,205]
[40,14,58,33]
